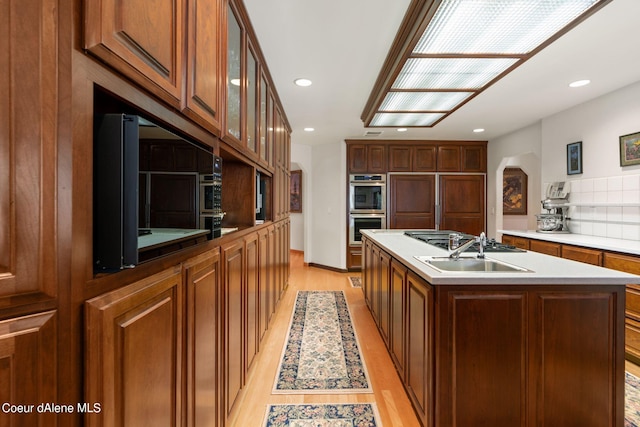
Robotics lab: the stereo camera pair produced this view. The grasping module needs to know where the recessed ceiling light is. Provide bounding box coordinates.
[230,78,240,86]
[303,127,314,132]
[397,128,408,132]
[294,78,312,87]
[473,128,485,133]
[569,79,591,88]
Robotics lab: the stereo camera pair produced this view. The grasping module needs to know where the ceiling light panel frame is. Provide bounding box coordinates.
[361,0,612,128]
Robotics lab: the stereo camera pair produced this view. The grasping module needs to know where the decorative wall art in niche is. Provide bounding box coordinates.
[620,131,640,166]
[567,141,583,175]
[290,170,302,213]
[503,167,527,215]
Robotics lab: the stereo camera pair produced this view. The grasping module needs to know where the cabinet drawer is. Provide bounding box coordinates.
[626,317,640,361]
[561,245,602,266]
[502,235,529,250]
[529,239,561,257]
[627,286,640,319]
[604,252,640,275]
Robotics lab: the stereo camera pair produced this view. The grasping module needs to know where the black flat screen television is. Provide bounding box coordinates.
[93,114,221,272]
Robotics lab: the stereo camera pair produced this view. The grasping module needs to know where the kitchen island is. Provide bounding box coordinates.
[361,229,640,427]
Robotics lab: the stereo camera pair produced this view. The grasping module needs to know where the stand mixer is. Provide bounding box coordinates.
[537,182,571,233]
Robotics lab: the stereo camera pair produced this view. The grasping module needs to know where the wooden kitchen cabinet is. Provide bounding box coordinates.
[222,239,245,417]
[184,249,222,427]
[183,0,224,134]
[436,145,461,171]
[529,239,562,257]
[84,0,185,106]
[438,174,486,235]
[347,143,386,173]
[85,267,184,427]
[406,271,433,427]
[501,234,530,250]
[388,174,436,229]
[437,142,487,172]
[388,145,437,172]
[0,311,57,427]
[562,244,602,265]
[390,259,407,379]
[245,232,260,374]
[379,249,391,346]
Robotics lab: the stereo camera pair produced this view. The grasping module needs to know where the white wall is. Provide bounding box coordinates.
[290,140,347,269]
[489,79,640,241]
[488,123,542,238]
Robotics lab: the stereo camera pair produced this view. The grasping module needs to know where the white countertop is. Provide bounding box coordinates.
[500,229,640,256]
[138,228,210,250]
[362,229,640,286]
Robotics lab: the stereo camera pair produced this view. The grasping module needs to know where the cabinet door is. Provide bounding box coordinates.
[0,311,57,427]
[437,145,461,171]
[368,145,387,173]
[502,234,529,250]
[184,0,223,133]
[439,175,486,235]
[388,146,412,172]
[245,233,259,373]
[406,271,433,426]
[1,0,58,304]
[184,250,221,427]
[84,0,184,105]
[85,267,183,427]
[414,146,437,171]
[222,239,244,417]
[226,3,242,141]
[348,144,367,172]
[379,250,391,346]
[258,229,270,341]
[461,144,487,172]
[388,174,436,229]
[390,259,406,379]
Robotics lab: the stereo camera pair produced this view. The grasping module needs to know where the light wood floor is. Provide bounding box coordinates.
[229,251,421,426]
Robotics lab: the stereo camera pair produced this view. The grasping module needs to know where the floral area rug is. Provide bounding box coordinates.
[263,403,381,427]
[273,290,372,393]
[348,276,361,288]
[628,372,640,426]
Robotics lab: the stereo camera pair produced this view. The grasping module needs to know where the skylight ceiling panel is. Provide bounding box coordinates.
[392,57,519,89]
[380,91,471,111]
[413,0,600,54]
[370,112,445,127]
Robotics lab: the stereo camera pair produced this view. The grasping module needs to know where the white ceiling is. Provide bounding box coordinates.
[243,0,640,146]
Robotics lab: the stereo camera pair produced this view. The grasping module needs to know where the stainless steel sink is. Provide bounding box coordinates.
[415,256,531,273]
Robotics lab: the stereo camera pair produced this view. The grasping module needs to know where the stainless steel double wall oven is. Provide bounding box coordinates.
[349,174,386,245]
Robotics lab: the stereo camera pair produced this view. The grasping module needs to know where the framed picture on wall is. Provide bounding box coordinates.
[619,131,640,166]
[290,170,302,213]
[503,167,527,215]
[566,141,583,175]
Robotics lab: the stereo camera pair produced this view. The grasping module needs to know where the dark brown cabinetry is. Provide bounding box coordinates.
[348,143,387,173]
[389,145,437,172]
[438,174,486,235]
[388,174,436,229]
[529,239,562,256]
[85,267,184,427]
[184,0,224,133]
[84,0,185,105]
[363,238,625,427]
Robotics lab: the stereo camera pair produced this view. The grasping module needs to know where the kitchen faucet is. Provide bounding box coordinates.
[448,232,487,259]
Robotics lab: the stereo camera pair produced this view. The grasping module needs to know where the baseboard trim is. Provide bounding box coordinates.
[307,262,348,273]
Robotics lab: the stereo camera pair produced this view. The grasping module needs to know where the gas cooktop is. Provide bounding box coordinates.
[404,230,525,253]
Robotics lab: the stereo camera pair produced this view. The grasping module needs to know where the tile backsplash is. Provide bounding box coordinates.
[556,174,640,241]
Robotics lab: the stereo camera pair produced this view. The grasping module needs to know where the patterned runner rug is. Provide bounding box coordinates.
[348,276,361,287]
[263,403,381,426]
[273,290,372,394]
[628,371,640,426]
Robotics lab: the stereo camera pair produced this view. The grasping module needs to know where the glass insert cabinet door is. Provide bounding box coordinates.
[226,4,241,140]
[259,75,268,161]
[246,45,257,153]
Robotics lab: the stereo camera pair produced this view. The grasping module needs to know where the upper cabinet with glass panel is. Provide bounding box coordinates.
[226,4,242,141]
[246,45,258,154]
